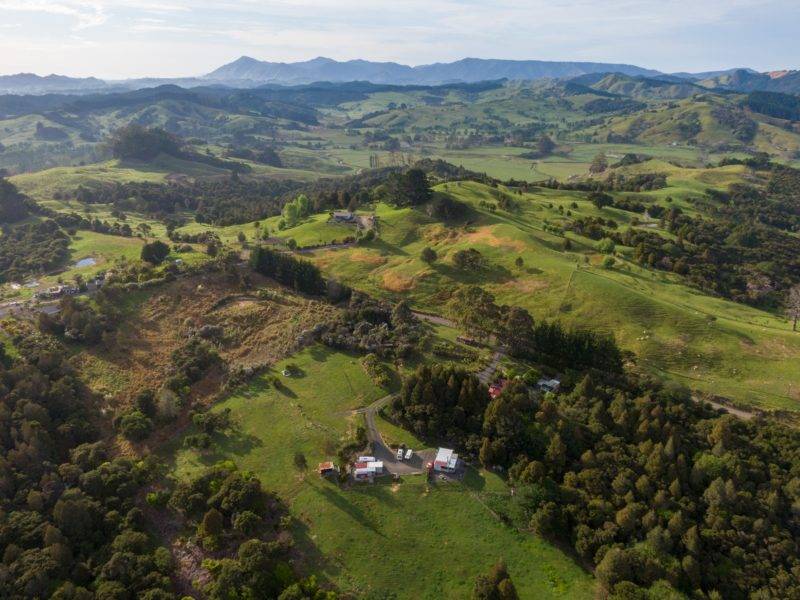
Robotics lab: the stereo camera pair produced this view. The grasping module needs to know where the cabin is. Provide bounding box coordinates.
[331,210,356,223]
[433,448,459,473]
[318,461,338,477]
[536,378,561,393]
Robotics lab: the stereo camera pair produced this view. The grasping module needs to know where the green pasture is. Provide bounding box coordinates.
[303,182,800,411]
[169,345,595,599]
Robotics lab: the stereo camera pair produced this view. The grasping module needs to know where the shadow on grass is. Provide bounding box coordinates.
[312,483,386,537]
[432,262,514,286]
[193,430,264,466]
[287,496,343,585]
[461,467,488,491]
[308,344,333,362]
[367,237,409,257]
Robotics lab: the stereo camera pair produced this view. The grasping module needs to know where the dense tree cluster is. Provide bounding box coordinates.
[768,164,800,199]
[107,124,182,161]
[391,365,489,452]
[0,178,36,224]
[321,297,423,358]
[583,98,646,115]
[0,220,70,282]
[0,338,174,598]
[280,194,312,228]
[538,172,667,193]
[226,146,283,167]
[166,337,224,399]
[168,464,335,598]
[447,285,623,372]
[396,355,800,597]
[140,240,170,265]
[600,202,800,307]
[568,215,619,240]
[425,193,468,221]
[33,122,69,142]
[71,177,303,226]
[37,288,122,344]
[746,90,800,121]
[452,248,487,271]
[249,246,326,296]
[382,168,432,207]
[497,375,800,598]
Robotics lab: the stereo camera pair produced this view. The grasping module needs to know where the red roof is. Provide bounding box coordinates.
[488,379,508,399]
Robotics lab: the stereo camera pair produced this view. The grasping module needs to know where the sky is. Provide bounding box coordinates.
[0,0,798,79]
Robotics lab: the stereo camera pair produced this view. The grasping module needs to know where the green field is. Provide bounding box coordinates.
[169,345,595,599]
[301,182,800,412]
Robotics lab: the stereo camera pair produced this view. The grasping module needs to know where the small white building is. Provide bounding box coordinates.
[433,448,459,473]
[331,210,356,223]
[536,378,561,393]
[353,459,384,481]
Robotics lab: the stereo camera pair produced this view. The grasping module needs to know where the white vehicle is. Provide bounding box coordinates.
[396,448,405,461]
[405,448,413,460]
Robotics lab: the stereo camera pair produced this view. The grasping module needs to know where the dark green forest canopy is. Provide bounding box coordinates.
[0,219,70,282]
[393,362,800,598]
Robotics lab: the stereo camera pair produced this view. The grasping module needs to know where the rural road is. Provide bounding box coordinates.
[355,394,429,475]
[477,347,506,385]
[297,241,357,254]
[411,311,456,327]
[693,396,756,420]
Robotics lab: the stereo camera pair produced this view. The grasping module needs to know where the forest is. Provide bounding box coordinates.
[393,363,800,599]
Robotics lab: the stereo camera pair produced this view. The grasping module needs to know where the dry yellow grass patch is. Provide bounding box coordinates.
[461,226,526,252]
[382,270,416,292]
[349,249,388,265]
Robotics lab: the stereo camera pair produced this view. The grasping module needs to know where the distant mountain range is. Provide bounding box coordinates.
[0,59,798,96]
[696,68,800,93]
[0,73,109,95]
[204,56,663,85]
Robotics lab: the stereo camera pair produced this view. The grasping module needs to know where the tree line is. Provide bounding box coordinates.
[249,246,326,296]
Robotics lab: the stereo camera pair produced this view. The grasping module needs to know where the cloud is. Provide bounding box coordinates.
[0,0,106,28]
[0,0,797,76]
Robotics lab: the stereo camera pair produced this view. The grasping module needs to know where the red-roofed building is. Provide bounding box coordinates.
[488,379,508,400]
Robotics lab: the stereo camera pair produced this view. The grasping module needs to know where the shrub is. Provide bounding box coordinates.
[118,410,153,441]
[141,240,170,265]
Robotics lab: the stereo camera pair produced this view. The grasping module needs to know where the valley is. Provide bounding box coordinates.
[2,66,800,599]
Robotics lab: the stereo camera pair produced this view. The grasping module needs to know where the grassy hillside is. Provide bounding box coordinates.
[169,345,595,599]
[296,183,800,411]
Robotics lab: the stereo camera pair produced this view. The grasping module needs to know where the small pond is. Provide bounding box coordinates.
[74,257,97,268]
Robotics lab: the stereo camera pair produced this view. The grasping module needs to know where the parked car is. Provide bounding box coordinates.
[405,448,413,460]
[396,448,404,461]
